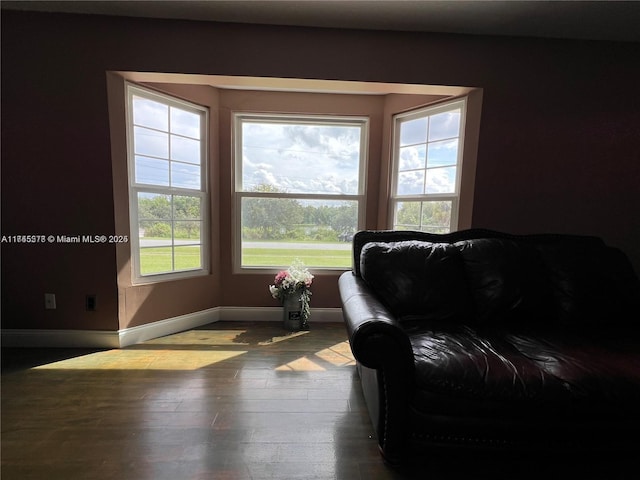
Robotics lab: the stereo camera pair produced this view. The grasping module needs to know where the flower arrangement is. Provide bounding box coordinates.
[269,259,313,326]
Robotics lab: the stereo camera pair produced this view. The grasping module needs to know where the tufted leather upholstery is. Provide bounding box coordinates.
[339,229,640,463]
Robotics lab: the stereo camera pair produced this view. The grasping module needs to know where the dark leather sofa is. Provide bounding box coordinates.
[339,229,640,464]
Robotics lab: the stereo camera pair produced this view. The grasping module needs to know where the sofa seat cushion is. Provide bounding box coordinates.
[503,330,640,409]
[409,326,640,420]
[409,326,568,419]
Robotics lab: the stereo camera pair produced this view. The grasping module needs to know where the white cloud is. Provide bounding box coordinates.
[241,121,362,194]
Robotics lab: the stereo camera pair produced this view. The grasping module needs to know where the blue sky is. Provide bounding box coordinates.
[396,109,461,195]
[132,95,202,190]
[131,94,462,197]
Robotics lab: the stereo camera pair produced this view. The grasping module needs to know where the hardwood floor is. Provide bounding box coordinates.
[1,322,409,480]
[2,321,633,479]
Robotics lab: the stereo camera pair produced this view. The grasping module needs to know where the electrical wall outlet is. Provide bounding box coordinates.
[44,293,56,310]
[86,294,97,311]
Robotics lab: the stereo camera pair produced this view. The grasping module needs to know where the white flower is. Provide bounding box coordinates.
[268,259,314,300]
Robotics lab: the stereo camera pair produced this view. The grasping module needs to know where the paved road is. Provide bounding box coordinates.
[140,239,351,250]
[139,239,200,247]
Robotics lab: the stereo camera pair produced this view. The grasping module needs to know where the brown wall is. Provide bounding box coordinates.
[2,11,639,332]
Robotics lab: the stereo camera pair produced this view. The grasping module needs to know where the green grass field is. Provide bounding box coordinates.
[242,247,351,268]
[140,246,201,275]
[140,244,351,273]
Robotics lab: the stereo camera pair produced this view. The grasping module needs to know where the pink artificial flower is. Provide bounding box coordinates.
[274,270,288,286]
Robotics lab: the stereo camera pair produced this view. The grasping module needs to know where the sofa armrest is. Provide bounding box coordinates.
[338,271,413,373]
[339,271,415,463]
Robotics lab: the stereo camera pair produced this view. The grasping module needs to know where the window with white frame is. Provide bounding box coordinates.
[390,99,466,233]
[127,85,208,282]
[234,114,367,270]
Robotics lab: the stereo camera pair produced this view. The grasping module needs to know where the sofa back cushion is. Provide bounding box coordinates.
[359,232,639,329]
[535,241,640,327]
[360,240,474,323]
[456,238,558,325]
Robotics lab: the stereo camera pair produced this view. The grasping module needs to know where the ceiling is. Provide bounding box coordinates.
[2,0,639,42]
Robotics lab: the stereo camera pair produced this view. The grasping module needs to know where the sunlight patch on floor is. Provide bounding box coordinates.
[275,341,355,371]
[141,329,310,347]
[143,330,250,346]
[258,331,309,346]
[28,327,353,372]
[276,356,326,371]
[315,341,356,366]
[33,349,247,370]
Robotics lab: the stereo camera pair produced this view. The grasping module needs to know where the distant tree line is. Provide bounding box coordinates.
[138,195,201,239]
[395,201,451,233]
[242,185,357,242]
[137,186,358,242]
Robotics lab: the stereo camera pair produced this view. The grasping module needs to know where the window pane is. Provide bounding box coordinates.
[140,247,173,275]
[425,167,456,194]
[400,117,427,146]
[397,170,425,195]
[394,201,420,229]
[173,196,201,220]
[175,221,201,240]
[138,193,171,221]
[241,122,361,194]
[428,110,461,141]
[133,97,168,131]
[421,201,452,232]
[170,135,200,164]
[174,245,201,270]
[139,221,172,244]
[135,156,169,186]
[170,107,200,139]
[134,126,168,158]
[399,145,426,171]
[427,139,458,167]
[241,197,355,268]
[171,162,200,189]
[393,200,452,233]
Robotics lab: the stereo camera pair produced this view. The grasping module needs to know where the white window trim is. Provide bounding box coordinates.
[233,113,368,273]
[126,84,210,284]
[389,98,467,232]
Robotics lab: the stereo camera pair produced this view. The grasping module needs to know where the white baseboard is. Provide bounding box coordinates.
[1,307,343,348]
[118,307,220,347]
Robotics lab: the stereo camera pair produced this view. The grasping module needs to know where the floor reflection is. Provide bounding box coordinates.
[2,322,406,479]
